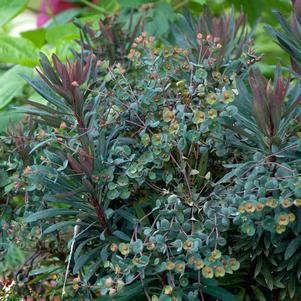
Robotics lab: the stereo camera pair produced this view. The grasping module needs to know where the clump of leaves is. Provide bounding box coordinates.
[170,7,260,75]
[75,14,142,67]
[210,66,301,300]
[266,0,301,75]
[0,119,82,299]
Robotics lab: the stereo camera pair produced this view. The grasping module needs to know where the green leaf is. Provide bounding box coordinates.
[0,0,29,26]
[22,75,70,112]
[45,23,80,45]
[0,110,23,133]
[43,221,89,234]
[288,276,296,299]
[284,237,301,260]
[118,0,143,8]
[28,266,60,276]
[112,230,131,241]
[21,28,46,48]
[107,188,119,200]
[192,0,206,4]
[261,265,273,290]
[217,162,254,185]
[4,244,25,270]
[0,65,32,110]
[133,204,150,226]
[0,36,38,66]
[83,259,102,283]
[203,286,239,301]
[46,8,82,26]
[28,91,48,105]
[116,209,138,224]
[254,256,263,277]
[26,208,79,223]
[251,286,267,301]
[0,170,9,187]
[73,247,100,274]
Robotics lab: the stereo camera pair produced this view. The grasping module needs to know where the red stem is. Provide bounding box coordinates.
[90,196,110,234]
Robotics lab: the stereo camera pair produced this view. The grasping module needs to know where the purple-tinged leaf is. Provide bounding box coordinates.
[293,0,301,25]
[67,154,83,174]
[249,68,270,136]
[39,52,61,86]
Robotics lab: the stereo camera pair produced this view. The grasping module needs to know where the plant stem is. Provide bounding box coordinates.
[90,196,110,234]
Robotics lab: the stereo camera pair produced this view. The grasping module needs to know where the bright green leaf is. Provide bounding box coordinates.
[45,23,80,45]
[21,28,46,48]
[0,36,38,66]
[0,65,32,110]
[0,110,23,133]
[0,0,29,26]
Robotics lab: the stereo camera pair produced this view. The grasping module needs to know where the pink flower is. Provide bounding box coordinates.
[37,0,97,27]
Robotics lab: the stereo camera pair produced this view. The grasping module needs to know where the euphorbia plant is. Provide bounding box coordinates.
[21,10,256,299]
[3,2,301,301]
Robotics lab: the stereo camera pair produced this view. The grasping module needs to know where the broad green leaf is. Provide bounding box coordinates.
[45,23,80,45]
[0,65,32,110]
[54,39,80,60]
[46,8,82,27]
[145,3,175,37]
[21,28,46,48]
[0,36,38,66]
[0,0,29,26]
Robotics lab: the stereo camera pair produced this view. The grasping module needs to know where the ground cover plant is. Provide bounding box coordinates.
[1,1,301,301]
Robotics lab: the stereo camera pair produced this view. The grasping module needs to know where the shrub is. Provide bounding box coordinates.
[20,10,256,299]
[2,3,301,301]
